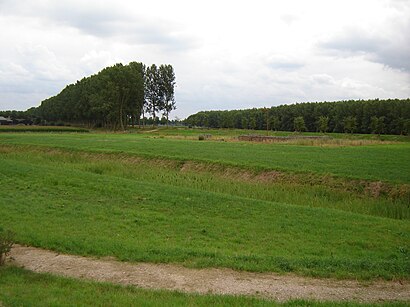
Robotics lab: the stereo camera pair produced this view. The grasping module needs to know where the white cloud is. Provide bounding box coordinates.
[80,50,123,75]
[310,74,336,85]
[0,0,409,117]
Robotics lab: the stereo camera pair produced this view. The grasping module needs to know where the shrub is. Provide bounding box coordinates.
[198,134,212,140]
[0,227,15,265]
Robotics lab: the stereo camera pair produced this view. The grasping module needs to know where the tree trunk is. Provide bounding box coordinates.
[119,105,124,131]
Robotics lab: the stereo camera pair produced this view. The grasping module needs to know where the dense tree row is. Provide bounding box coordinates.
[35,62,176,129]
[185,99,410,135]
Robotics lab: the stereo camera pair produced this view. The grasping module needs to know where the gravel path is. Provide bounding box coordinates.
[9,245,410,303]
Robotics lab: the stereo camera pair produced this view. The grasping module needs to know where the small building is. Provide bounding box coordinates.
[0,116,13,125]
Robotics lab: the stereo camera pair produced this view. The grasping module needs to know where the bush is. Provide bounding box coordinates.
[198,134,212,141]
[0,228,15,265]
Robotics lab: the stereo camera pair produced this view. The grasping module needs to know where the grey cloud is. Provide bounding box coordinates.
[320,25,410,72]
[387,0,409,10]
[309,74,336,85]
[0,77,64,110]
[62,16,195,52]
[267,56,304,71]
[0,44,75,110]
[321,33,382,54]
[1,0,197,52]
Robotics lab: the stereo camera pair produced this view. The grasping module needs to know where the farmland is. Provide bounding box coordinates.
[0,130,409,182]
[0,128,409,304]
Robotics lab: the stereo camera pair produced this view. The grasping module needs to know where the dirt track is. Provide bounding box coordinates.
[8,245,410,303]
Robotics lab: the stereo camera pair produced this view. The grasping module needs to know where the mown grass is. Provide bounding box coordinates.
[0,132,409,183]
[0,151,409,280]
[2,267,407,307]
[0,126,89,133]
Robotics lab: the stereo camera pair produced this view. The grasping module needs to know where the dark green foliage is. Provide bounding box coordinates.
[145,64,163,124]
[0,107,39,124]
[370,116,386,135]
[343,116,357,133]
[29,62,176,130]
[317,116,329,133]
[293,116,306,132]
[160,64,176,125]
[185,99,410,135]
[36,62,146,130]
[0,126,89,133]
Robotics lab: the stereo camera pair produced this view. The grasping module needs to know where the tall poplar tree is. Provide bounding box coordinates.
[159,64,176,126]
[145,64,163,126]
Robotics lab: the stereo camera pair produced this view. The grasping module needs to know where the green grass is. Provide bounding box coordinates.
[2,147,408,219]
[0,129,409,284]
[0,150,409,280]
[0,132,409,183]
[2,267,407,307]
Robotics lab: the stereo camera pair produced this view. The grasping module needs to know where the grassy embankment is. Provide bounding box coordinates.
[0,130,409,281]
[0,132,409,182]
[1,145,408,219]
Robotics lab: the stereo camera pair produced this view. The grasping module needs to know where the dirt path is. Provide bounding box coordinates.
[8,245,410,303]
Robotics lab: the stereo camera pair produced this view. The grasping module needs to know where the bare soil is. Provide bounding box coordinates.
[8,245,410,303]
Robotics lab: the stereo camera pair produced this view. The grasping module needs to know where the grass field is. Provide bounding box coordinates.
[0,129,409,282]
[0,132,409,183]
[1,267,406,307]
[1,146,408,219]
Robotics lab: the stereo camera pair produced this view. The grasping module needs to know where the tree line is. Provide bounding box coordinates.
[29,62,176,129]
[185,99,410,135]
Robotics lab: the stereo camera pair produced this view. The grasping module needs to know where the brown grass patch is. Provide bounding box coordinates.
[234,137,399,147]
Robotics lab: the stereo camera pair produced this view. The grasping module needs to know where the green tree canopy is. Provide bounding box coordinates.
[33,62,175,130]
[294,116,306,132]
[185,99,410,135]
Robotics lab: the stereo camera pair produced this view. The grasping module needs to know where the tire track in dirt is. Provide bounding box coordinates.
[8,245,410,303]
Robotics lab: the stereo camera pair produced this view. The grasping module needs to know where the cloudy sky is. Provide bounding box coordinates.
[0,0,409,118]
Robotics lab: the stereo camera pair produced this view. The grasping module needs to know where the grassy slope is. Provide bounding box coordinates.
[2,147,409,219]
[2,267,407,307]
[0,153,409,279]
[0,133,409,183]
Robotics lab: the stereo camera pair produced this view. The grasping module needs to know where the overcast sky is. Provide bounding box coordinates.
[0,0,409,118]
